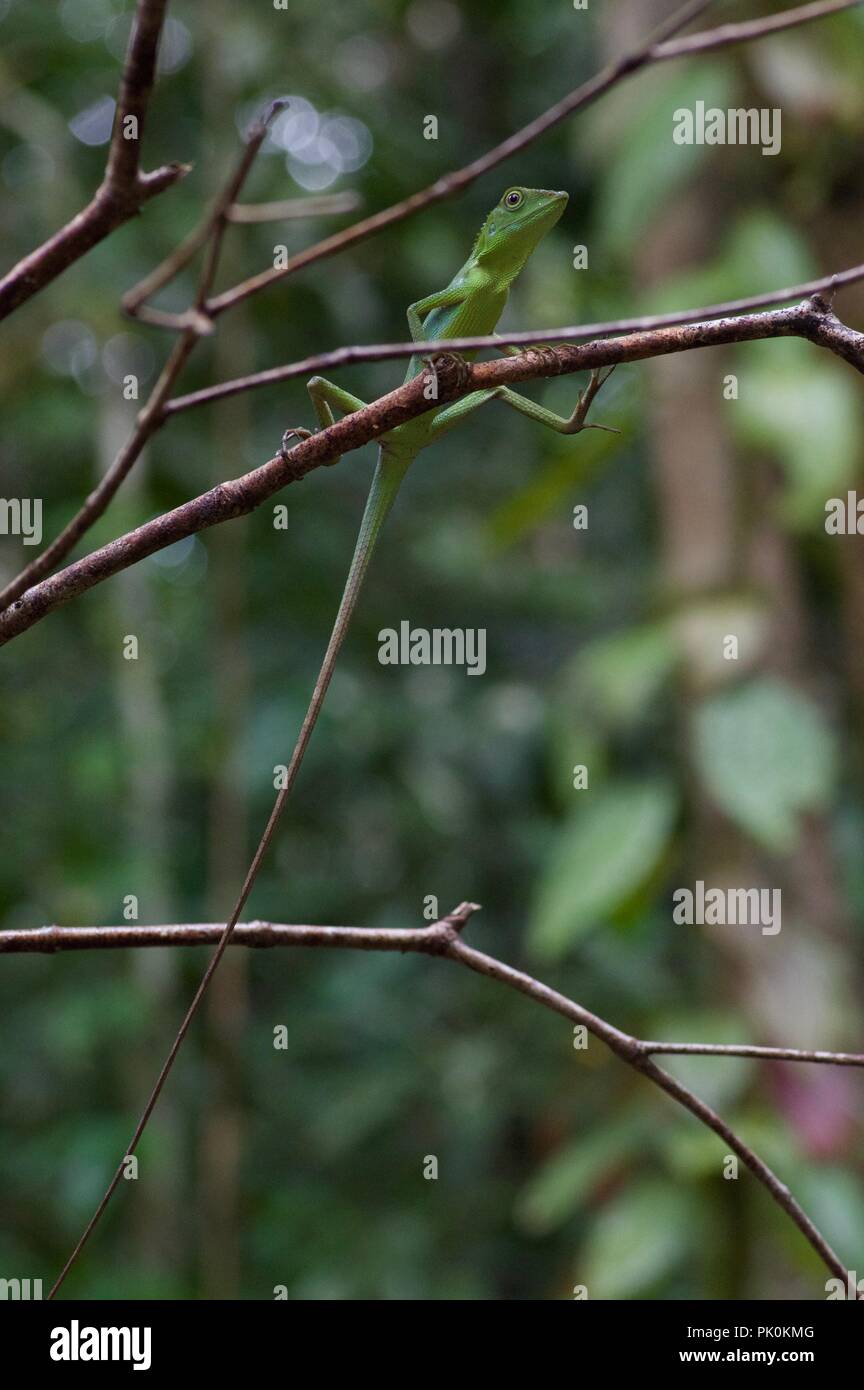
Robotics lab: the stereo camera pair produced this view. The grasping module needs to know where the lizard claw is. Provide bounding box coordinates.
[499,341,558,362]
[421,351,472,398]
[280,426,313,457]
[563,366,619,435]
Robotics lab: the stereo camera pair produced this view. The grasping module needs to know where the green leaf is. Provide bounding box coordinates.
[530,780,678,959]
[580,1179,695,1298]
[694,678,837,851]
[651,1010,756,1112]
[593,60,737,255]
[791,1168,864,1266]
[578,622,677,729]
[515,1117,645,1235]
[487,420,620,548]
[733,343,861,528]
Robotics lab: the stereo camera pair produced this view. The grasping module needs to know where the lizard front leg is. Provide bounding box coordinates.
[406,285,470,342]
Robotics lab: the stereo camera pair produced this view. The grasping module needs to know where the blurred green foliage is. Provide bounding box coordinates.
[2,0,864,1300]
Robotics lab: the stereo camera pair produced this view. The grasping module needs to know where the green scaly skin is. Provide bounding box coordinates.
[276,187,613,809]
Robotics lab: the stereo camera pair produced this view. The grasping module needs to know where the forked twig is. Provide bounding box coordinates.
[0,0,189,320]
[17,906,857,1296]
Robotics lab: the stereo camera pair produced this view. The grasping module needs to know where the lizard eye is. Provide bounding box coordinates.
[504,190,523,208]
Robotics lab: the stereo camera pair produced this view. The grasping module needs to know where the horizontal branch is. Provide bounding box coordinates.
[12,906,857,1290]
[0,0,188,320]
[2,297,862,649]
[225,192,362,224]
[9,919,864,1064]
[165,268,864,417]
[642,1040,864,1067]
[0,920,454,955]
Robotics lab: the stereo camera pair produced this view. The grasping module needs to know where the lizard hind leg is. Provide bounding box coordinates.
[493,365,619,436]
[282,376,370,468]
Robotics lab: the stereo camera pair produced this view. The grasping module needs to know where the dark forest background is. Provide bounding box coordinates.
[2,0,864,1298]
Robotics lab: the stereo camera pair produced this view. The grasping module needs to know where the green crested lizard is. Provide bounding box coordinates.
[50,188,618,1292]
[275,185,613,799]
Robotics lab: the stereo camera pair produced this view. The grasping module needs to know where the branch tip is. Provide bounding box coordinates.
[443,901,482,936]
[808,291,834,315]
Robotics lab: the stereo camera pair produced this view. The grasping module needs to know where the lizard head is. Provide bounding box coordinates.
[473,187,568,281]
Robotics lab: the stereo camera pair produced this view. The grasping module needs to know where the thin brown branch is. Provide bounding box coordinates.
[103,0,169,192]
[119,104,344,318]
[640,1040,864,1066]
[650,0,863,59]
[0,920,459,955]
[0,0,188,321]
[120,218,214,318]
[122,305,216,334]
[117,194,362,318]
[203,0,860,320]
[225,192,362,223]
[2,297,862,648]
[0,334,195,613]
[31,907,857,1295]
[193,99,291,316]
[163,266,864,418]
[443,934,855,1289]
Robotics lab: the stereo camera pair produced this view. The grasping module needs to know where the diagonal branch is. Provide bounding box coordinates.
[123,97,291,332]
[0,102,288,615]
[32,906,859,1295]
[1,296,862,649]
[443,930,856,1291]
[0,0,189,321]
[650,0,863,59]
[204,0,862,320]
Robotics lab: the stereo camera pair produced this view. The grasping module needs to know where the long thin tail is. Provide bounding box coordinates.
[50,447,412,1297]
[285,448,410,773]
